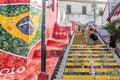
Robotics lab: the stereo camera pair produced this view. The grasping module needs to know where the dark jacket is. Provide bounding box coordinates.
[109,35,117,48]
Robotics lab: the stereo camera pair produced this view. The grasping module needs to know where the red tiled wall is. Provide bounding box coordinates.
[0,0,29,4]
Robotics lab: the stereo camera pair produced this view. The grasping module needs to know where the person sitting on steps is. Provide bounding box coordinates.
[89,28,98,44]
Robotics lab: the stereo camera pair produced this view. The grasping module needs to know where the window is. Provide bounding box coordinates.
[46,0,52,10]
[82,6,86,15]
[66,5,71,14]
[99,7,103,16]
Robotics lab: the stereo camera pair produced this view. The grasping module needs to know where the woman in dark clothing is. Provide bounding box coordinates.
[109,33,117,49]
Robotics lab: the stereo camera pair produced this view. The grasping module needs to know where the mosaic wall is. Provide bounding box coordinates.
[0,4,42,57]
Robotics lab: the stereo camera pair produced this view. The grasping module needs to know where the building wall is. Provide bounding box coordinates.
[102,0,119,26]
[111,3,120,21]
[58,1,105,26]
[57,6,66,26]
[102,1,109,26]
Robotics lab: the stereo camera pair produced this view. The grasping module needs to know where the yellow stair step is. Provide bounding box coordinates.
[64,68,90,72]
[71,44,106,46]
[96,68,120,72]
[62,75,94,79]
[68,54,113,56]
[67,58,115,61]
[96,76,120,80]
[66,63,90,66]
[69,51,111,52]
[65,63,118,66]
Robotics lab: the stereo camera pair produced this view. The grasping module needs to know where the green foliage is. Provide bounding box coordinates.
[103,18,120,39]
[0,5,29,17]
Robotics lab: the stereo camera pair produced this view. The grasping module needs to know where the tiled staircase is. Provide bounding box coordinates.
[54,32,120,80]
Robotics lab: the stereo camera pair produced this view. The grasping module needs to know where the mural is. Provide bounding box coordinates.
[0,0,71,79]
[0,2,42,79]
[0,4,42,57]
